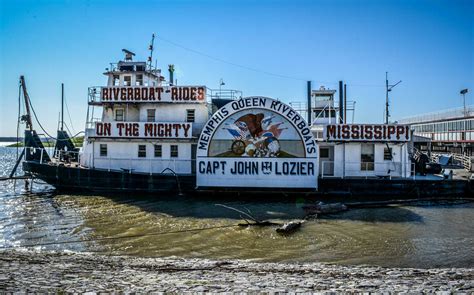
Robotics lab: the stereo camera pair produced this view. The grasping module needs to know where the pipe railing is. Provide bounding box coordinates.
[320,161,407,179]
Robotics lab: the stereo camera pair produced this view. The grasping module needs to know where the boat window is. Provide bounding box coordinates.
[138,145,146,158]
[147,109,156,122]
[113,75,120,86]
[154,145,162,157]
[136,65,145,71]
[136,74,143,86]
[170,145,178,158]
[361,143,374,171]
[186,109,195,123]
[124,76,131,86]
[384,147,392,161]
[100,144,107,157]
[115,109,124,121]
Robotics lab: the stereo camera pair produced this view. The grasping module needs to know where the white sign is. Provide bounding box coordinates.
[198,158,317,188]
[324,124,411,142]
[93,122,192,138]
[100,86,206,103]
[196,96,318,189]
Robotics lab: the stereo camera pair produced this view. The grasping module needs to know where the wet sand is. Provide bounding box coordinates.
[1,250,473,293]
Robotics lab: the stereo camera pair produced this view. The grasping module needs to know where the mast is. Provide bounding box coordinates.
[148,33,155,70]
[61,83,64,131]
[19,76,33,130]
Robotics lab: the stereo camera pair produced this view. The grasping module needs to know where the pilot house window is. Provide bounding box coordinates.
[113,75,120,86]
[136,74,143,86]
[124,76,131,86]
[138,145,146,158]
[115,109,124,121]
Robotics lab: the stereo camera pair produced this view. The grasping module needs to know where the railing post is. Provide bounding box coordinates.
[40,148,44,164]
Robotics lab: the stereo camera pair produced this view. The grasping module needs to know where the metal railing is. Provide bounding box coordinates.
[92,157,192,175]
[399,105,474,124]
[320,161,408,179]
[431,152,473,172]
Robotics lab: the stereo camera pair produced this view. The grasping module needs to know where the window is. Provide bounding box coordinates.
[115,109,124,121]
[136,74,143,86]
[147,109,156,122]
[320,148,329,158]
[384,147,392,161]
[124,76,131,86]
[154,145,162,157]
[361,143,374,171]
[186,109,195,123]
[138,145,146,158]
[113,75,120,86]
[100,144,107,157]
[170,145,178,158]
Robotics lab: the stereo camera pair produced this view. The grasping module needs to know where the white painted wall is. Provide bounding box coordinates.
[320,142,411,178]
[83,141,193,174]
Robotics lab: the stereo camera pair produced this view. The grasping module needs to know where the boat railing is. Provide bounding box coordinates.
[320,161,411,179]
[92,157,193,175]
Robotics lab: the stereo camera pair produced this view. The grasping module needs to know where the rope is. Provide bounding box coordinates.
[26,90,84,141]
[0,224,238,250]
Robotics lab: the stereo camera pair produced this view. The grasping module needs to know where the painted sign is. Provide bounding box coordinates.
[197,97,318,189]
[93,122,192,138]
[100,86,206,103]
[324,124,411,142]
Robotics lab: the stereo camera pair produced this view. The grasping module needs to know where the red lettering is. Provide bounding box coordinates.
[182,123,191,137]
[104,123,111,136]
[341,125,350,139]
[171,87,178,100]
[327,125,336,139]
[102,88,109,100]
[134,88,141,100]
[117,123,125,136]
[197,87,205,100]
[120,88,126,100]
[396,126,405,140]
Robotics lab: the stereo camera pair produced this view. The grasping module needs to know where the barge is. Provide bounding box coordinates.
[15,43,471,198]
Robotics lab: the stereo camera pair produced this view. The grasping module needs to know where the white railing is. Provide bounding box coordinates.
[399,105,474,124]
[93,157,193,175]
[320,161,407,179]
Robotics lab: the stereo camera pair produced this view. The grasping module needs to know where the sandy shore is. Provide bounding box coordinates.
[0,250,473,293]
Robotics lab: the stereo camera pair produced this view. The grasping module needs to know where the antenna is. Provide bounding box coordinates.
[148,33,155,70]
[385,72,402,124]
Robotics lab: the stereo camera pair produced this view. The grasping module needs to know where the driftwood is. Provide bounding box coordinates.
[303,202,348,215]
[276,221,303,234]
[215,204,280,227]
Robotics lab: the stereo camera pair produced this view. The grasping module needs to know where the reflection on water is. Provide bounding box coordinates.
[1,147,473,267]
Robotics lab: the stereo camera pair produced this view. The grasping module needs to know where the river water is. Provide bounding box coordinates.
[1,147,473,268]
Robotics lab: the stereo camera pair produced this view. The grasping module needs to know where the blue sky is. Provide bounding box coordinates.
[0,0,472,137]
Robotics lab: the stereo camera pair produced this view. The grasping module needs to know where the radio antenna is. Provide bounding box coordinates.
[148,33,155,70]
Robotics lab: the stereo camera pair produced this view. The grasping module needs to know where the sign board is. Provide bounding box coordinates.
[100,86,206,103]
[196,97,318,189]
[93,122,192,139]
[324,124,411,142]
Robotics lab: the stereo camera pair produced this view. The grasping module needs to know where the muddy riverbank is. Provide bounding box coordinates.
[0,250,472,292]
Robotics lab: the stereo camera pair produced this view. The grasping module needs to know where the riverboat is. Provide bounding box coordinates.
[14,42,470,198]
